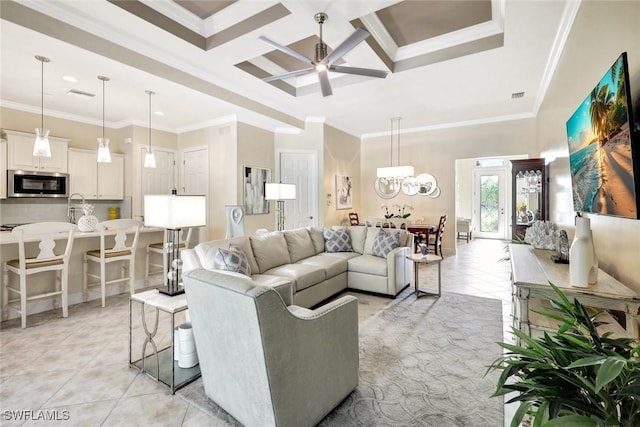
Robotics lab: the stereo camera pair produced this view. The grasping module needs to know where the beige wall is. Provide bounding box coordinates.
[536,0,640,291]
[323,125,360,226]
[361,119,537,252]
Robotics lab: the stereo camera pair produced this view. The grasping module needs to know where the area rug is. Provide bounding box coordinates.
[177,290,504,426]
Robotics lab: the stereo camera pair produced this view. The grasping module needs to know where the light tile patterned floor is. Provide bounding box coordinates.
[0,238,513,426]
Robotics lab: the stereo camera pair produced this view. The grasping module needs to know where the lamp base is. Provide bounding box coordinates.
[158,286,185,296]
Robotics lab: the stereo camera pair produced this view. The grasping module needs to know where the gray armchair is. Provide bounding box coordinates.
[183,269,359,427]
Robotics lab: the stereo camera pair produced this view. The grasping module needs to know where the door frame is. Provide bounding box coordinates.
[275,148,319,228]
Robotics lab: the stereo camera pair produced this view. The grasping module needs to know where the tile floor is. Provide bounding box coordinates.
[1,238,514,426]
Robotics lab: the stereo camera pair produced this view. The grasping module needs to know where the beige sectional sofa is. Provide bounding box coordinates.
[181,226,414,308]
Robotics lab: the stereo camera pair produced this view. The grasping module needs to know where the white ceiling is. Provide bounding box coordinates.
[0,0,578,138]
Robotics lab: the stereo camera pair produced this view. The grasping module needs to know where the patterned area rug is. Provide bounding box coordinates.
[177,290,504,426]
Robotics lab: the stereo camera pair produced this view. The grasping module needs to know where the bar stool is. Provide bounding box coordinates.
[84,219,141,307]
[3,222,76,328]
[145,228,193,287]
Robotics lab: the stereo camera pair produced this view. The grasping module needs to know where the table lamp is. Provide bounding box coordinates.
[144,194,206,295]
[265,183,296,231]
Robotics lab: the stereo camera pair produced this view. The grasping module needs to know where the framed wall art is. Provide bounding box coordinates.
[335,175,353,210]
[243,166,270,215]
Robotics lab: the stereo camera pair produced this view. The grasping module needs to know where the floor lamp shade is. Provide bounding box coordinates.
[265,183,296,200]
[144,195,206,229]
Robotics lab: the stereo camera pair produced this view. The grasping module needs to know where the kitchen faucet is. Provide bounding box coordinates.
[68,193,85,224]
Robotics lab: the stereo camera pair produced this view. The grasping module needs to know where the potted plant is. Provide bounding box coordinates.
[487,283,640,427]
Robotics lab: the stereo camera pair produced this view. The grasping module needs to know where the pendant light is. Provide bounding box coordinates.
[33,55,51,157]
[97,75,112,163]
[143,90,156,168]
[376,117,414,181]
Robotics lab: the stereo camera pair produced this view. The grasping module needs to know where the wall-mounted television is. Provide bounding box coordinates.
[566,52,640,219]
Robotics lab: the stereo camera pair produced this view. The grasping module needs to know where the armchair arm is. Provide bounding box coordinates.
[386,245,412,294]
[181,248,203,273]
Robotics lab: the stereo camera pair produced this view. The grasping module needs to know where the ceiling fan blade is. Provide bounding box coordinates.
[262,68,315,82]
[258,35,313,65]
[322,28,370,65]
[318,70,333,97]
[329,65,388,79]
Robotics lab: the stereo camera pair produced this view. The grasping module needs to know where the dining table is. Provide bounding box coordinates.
[406,224,438,253]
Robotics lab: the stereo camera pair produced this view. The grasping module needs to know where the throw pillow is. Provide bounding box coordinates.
[372,229,400,258]
[323,227,353,252]
[214,245,251,276]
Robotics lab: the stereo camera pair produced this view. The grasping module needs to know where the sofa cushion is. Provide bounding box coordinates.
[283,228,316,263]
[307,227,325,254]
[299,254,348,279]
[249,274,294,305]
[323,227,352,252]
[214,245,251,276]
[264,264,326,292]
[363,227,381,255]
[250,231,291,273]
[348,254,387,276]
[347,226,367,254]
[196,236,259,275]
[372,229,400,258]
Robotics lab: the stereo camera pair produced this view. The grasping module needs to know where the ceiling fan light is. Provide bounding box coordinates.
[315,63,327,72]
[97,137,112,163]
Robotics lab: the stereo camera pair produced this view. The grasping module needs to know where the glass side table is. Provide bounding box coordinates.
[129,289,200,394]
[406,253,443,298]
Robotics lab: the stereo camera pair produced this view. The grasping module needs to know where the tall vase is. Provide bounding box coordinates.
[569,217,597,287]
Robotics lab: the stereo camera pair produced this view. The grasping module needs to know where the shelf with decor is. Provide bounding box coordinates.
[510,158,548,240]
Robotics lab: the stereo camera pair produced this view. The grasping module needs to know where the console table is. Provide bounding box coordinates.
[509,244,640,341]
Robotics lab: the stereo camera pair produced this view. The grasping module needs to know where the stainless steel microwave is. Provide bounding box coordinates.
[7,170,69,198]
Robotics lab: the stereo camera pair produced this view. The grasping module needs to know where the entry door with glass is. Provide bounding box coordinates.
[473,169,507,239]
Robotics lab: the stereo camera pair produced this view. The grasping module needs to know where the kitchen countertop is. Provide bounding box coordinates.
[0,226,163,245]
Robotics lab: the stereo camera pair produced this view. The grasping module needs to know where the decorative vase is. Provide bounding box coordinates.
[569,217,597,287]
[77,203,98,232]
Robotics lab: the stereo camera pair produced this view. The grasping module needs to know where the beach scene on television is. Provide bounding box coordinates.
[566,53,637,218]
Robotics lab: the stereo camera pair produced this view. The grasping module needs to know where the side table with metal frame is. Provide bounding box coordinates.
[406,253,443,298]
[129,289,200,394]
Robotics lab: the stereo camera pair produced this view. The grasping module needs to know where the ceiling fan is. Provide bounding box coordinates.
[259,12,389,97]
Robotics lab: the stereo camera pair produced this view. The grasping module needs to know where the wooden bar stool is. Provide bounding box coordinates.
[145,228,193,287]
[3,222,77,328]
[83,219,141,307]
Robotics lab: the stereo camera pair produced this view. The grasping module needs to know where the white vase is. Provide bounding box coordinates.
[178,322,198,368]
[77,214,98,232]
[569,217,597,287]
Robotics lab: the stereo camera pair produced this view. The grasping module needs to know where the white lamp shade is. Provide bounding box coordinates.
[97,138,112,163]
[265,183,296,200]
[144,195,206,229]
[376,166,414,179]
[33,128,51,157]
[144,149,156,168]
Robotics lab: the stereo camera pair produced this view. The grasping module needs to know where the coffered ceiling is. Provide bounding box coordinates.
[0,0,579,137]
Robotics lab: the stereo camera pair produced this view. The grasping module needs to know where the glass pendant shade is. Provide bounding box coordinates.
[144,148,156,168]
[33,128,51,157]
[97,137,112,163]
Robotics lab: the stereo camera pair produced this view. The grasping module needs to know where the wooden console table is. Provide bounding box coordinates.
[509,244,640,341]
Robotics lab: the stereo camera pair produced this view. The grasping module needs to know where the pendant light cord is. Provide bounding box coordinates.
[148,91,152,151]
[40,58,44,130]
[102,79,105,139]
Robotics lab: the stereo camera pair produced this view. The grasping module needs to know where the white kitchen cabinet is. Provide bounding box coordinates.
[68,148,124,200]
[0,140,6,199]
[5,130,68,173]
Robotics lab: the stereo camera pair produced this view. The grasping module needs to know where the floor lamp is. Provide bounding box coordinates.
[265,183,296,231]
[144,194,206,295]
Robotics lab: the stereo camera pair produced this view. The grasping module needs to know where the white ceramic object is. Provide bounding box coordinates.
[569,217,597,287]
[178,322,198,368]
[77,203,98,232]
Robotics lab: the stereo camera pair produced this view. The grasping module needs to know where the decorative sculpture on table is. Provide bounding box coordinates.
[569,216,598,288]
[523,220,557,250]
[225,205,245,239]
[77,203,98,232]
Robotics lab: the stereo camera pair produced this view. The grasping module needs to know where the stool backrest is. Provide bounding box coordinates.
[12,222,77,268]
[97,219,141,255]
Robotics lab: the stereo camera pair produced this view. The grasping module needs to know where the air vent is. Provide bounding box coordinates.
[67,89,95,99]
[511,92,525,99]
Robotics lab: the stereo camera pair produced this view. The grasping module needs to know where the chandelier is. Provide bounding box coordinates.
[376,117,414,185]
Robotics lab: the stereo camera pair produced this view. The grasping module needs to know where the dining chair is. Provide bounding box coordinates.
[428,215,448,256]
[84,219,141,307]
[145,228,193,287]
[348,212,360,226]
[3,222,77,328]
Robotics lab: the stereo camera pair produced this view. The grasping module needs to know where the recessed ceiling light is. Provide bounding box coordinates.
[62,76,78,83]
[154,111,164,116]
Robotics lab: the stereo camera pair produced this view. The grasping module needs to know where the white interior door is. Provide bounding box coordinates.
[139,147,176,217]
[278,150,318,229]
[181,146,209,242]
[473,168,507,239]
